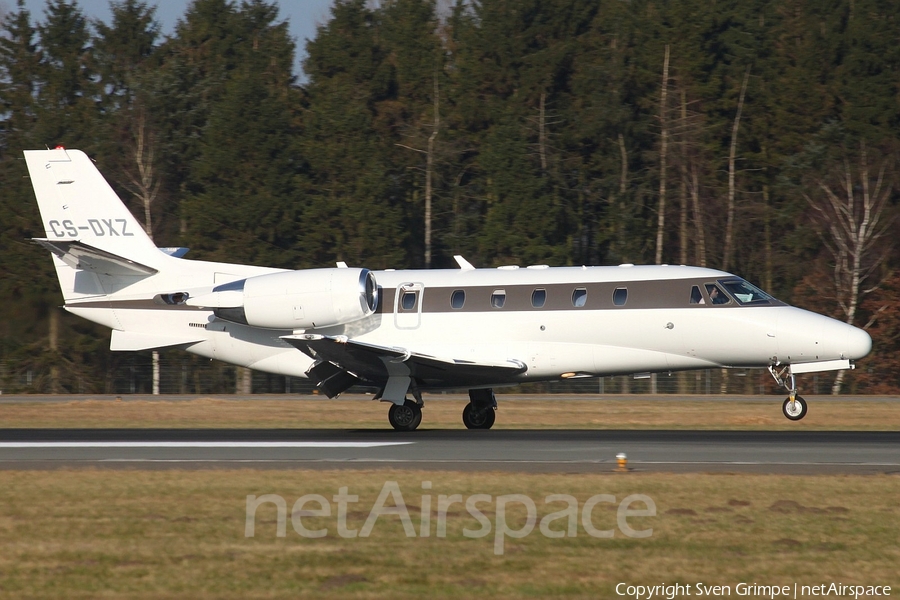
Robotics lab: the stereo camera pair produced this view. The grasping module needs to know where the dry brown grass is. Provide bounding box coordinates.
[0,394,898,430]
[0,469,897,599]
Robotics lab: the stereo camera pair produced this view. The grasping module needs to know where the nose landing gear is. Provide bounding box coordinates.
[768,365,808,421]
[782,396,808,420]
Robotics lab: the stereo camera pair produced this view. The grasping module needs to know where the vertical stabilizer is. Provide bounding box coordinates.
[24,148,159,259]
[24,148,163,301]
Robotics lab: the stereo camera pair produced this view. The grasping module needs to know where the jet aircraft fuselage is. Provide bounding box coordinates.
[23,148,872,430]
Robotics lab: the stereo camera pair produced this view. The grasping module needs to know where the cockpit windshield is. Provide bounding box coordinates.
[719,279,775,305]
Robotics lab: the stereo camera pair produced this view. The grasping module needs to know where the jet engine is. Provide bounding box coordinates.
[187,268,378,330]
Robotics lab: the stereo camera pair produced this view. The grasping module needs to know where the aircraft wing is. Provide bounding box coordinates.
[33,238,158,276]
[281,334,527,397]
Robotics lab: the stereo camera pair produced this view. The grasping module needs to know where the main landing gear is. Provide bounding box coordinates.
[463,389,497,430]
[768,365,808,421]
[384,387,498,431]
[387,400,422,431]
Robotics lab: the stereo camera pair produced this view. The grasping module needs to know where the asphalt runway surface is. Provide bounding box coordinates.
[2,393,897,403]
[1,428,898,474]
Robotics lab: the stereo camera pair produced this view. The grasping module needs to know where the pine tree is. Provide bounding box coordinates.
[179,0,304,268]
[299,0,410,268]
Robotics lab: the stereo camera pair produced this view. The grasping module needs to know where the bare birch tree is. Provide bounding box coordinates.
[654,44,670,266]
[690,163,706,267]
[425,73,439,269]
[678,86,688,266]
[721,67,749,272]
[122,108,162,394]
[123,108,160,240]
[804,141,894,393]
[396,72,441,268]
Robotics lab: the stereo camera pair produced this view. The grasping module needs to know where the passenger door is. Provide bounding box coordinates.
[394,282,424,329]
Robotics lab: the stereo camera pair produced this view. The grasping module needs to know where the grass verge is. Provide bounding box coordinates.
[0,469,898,599]
[0,395,898,430]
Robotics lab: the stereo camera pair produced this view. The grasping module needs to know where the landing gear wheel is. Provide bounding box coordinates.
[782,395,808,421]
[388,400,422,431]
[462,402,496,429]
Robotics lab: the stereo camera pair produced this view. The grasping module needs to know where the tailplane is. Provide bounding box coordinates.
[24,148,164,301]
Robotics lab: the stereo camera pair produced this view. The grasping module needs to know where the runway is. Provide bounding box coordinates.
[1,428,898,474]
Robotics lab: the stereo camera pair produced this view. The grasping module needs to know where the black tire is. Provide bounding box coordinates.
[410,403,423,430]
[388,400,422,431]
[462,402,496,429]
[782,395,808,421]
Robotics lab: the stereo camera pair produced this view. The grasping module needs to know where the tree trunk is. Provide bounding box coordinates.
[126,109,162,394]
[679,86,688,266]
[615,133,629,259]
[763,184,773,291]
[425,73,439,269]
[654,45,670,265]
[690,164,706,267]
[237,367,252,395]
[722,67,750,272]
[49,306,59,394]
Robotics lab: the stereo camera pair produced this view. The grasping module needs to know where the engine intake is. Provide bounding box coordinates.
[192,268,378,330]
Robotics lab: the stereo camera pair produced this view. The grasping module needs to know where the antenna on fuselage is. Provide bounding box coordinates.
[453,255,476,270]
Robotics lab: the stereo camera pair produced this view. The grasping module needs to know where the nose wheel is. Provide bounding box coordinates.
[769,366,809,421]
[782,395,808,421]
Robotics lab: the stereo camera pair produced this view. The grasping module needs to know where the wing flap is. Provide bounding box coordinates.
[282,334,527,389]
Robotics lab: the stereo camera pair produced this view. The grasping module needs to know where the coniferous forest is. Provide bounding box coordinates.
[1,0,898,394]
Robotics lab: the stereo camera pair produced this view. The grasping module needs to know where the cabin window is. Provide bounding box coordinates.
[491,290,506,309]
[572,288,588,307]
[705,284,731,305]
[690,285,705,305]
[401,291,417,310]
[450,289,466,309]
[613,287,628,306]
[532,288,547,308]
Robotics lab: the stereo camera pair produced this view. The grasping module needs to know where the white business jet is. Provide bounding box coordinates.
[24,148,872,430]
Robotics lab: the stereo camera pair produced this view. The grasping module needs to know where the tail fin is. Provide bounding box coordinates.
[24,148,163,301]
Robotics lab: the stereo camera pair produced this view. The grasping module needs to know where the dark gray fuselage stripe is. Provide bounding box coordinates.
[66,278,784,314]
[378,278,785,314]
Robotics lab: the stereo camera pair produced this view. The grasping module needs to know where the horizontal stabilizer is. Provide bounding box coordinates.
[33,239,158,277]
[282,334,527,389]
[110,329,205,351]
[159,247,190,258]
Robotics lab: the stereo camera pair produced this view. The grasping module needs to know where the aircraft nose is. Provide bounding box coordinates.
[846,324,872,360]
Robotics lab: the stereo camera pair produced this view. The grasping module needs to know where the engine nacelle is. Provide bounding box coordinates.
[191,268,378,330]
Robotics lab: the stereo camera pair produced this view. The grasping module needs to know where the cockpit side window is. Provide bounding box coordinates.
[690,286,705,305]
[720,279,774,305]
[705,283,731,305]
